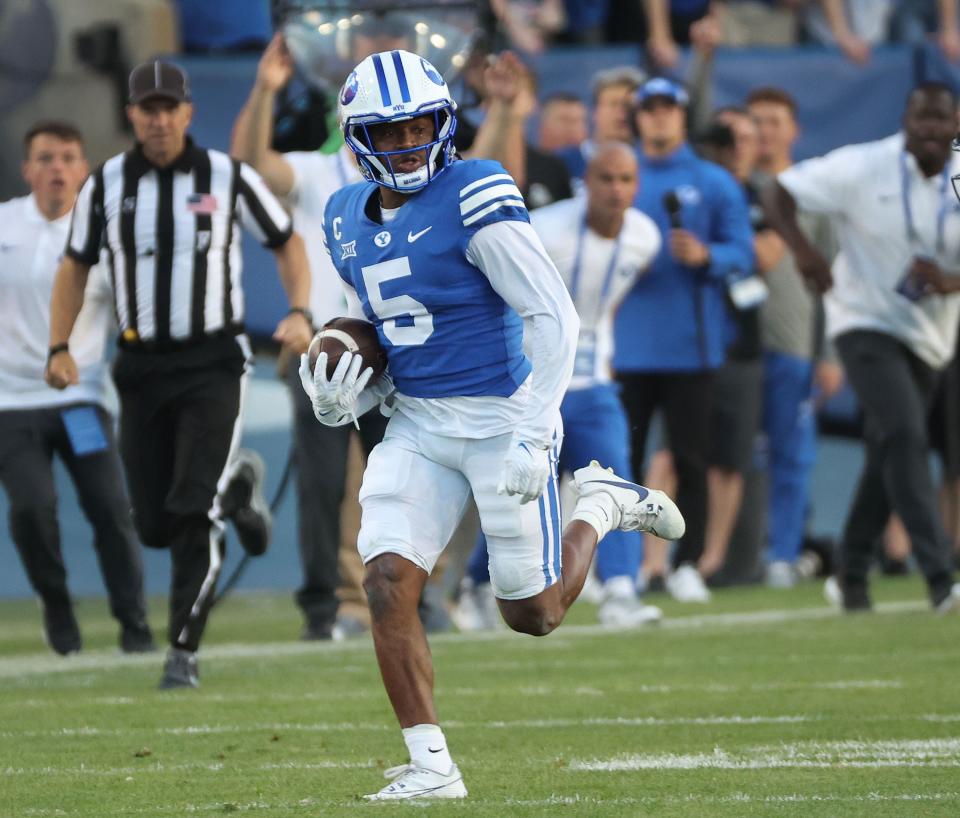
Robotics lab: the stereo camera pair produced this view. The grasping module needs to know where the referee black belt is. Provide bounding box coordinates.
[117,325,243,354]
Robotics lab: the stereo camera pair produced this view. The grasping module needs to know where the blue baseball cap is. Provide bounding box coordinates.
[637,77,689,108]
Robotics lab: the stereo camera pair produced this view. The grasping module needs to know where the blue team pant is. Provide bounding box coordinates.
[762,351,816,564]
[466,383,642,587]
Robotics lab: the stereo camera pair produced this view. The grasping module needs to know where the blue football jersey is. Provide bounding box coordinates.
[323,158,533,399]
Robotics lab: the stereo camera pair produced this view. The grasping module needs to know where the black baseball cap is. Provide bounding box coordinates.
[128,60,191,105]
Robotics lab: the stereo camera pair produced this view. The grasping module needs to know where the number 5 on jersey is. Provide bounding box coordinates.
[360,257,434,346]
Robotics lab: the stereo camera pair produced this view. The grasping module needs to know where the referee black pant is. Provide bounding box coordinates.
[0,403,148,630]
[286,361,387,630]
[113,335,249,651]
[616,370,714,568]
[835,330,955,601]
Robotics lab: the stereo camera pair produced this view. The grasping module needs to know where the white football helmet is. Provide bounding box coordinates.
[338,49,457,193]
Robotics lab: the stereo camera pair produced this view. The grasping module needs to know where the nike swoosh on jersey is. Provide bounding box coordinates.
[407,226,433,242]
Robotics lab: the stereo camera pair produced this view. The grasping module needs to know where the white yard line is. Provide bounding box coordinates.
[569,738,960,771]
[6,713,960,742]
[4,759,377,777]
[0,599,930,680]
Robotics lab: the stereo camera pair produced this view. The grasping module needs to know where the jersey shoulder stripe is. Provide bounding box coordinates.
[456,166,526,228]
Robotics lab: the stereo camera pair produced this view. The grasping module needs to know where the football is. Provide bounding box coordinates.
[307,317,387,381]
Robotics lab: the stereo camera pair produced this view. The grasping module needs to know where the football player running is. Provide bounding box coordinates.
[301,50,685,801]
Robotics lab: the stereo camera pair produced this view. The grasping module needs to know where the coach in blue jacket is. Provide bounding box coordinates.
[614,78,754,602]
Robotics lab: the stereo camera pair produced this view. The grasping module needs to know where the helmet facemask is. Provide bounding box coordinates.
[345,104,457,193]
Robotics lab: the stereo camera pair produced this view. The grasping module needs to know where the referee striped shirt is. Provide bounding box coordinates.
[67,137,292,344]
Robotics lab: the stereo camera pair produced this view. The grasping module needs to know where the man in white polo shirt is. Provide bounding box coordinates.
[0,122,154,654]
[231,34,387,640]
[763,82,960,613]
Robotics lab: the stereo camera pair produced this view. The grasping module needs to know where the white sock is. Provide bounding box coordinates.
[402,723,454,773]
[571,492,619,540]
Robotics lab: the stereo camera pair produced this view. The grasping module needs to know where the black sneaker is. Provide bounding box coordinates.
[301,620,335,641]
[221,449,271,557]
[158,647,199,689]
[841,577,873,612]
[120,621,157,653]
[42,603,82,656]
[932,583,960,614]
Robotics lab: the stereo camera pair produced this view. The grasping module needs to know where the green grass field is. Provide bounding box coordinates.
[2,578,959,817]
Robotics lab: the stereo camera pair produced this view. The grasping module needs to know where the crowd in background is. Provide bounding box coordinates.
[174,0,960,66]
[5,0,960,657]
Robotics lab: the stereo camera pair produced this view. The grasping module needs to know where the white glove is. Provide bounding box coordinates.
[497,435,551,504]
[298,350,374,426]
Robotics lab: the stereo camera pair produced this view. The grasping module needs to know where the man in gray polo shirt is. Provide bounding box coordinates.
[764,82,960,612]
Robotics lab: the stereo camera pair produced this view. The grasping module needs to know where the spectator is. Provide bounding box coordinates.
[720,0,802,46]
[615,77,754,603]
[555,66,647,184]
[0,122,154,656]
[694,108,768,583]
[604,0,718,70]
[460,52,574,209]
[456,142,665,630]
[747,86,843,588]
[890,0,960,63]
[802,0,895,64]
[763,81,960,612]
[557,0,612,42]
[538,92,590,154]
[489,0,567,53]
[231,34,387,640]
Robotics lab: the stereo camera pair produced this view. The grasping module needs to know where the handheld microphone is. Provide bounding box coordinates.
[663,190,682,229]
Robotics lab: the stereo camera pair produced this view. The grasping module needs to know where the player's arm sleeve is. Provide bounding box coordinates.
[777,144,860,215]
[703,172,755,281]
[236,161,294,248]
[466,219,579,448]
[66,170,106,266]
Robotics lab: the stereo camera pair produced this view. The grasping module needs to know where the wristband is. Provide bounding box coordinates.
[47,343,69,361]
[287,306,314,325]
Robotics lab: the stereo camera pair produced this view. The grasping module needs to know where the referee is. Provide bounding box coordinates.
[45,60,313,688]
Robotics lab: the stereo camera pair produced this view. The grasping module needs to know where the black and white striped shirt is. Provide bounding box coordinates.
[67,137,292,344]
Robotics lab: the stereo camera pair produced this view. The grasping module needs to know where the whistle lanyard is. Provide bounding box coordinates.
[569,217,622,326]
[900,150,950,256]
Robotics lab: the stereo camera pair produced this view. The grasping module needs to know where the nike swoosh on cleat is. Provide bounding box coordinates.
[583,478,649,500]
[427,747,444,753]
[408,226,433,242]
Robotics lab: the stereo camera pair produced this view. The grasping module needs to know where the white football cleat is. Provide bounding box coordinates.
[666,564,711,603]
[598,594,663,627]
[451,579,501,632]
[364,763,467,800]
[573,461,685,540]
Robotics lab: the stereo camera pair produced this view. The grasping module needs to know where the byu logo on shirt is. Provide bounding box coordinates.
[374,231,391,248]
[676,185,701,206]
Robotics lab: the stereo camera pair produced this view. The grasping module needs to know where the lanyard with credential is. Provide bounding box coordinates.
[900,150,950,256]
[569,216,622,325]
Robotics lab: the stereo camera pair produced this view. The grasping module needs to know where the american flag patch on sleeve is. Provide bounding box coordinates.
[186,193,218,214]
